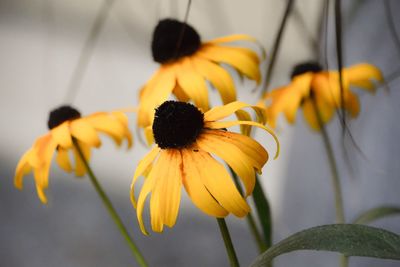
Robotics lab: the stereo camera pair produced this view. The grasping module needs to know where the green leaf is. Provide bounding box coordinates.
[353,206,400,225]
[253,175,272,247]
[250,224,400,267]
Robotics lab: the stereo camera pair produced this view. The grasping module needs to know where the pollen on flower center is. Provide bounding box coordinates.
[48,105,81,129]
[152,101,204,149]
[290,61,323,79]
[151,18,201,64]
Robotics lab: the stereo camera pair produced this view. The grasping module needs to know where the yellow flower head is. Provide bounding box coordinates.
[14,106,133,203]
[131,100,279,234]
[137,18,263,128]
[259,62,383,130]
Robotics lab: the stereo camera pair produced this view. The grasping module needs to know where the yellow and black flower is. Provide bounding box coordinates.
[259,62,383,130]
[137,18,263,128]
[131,100,279,234]
[14,106,132,203]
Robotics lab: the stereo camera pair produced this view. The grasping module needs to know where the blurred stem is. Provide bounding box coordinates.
[261,0,294,96]
[217,218,240,267]
[73,139,148,267]
[312,100,345,224]
[229,167,267,253]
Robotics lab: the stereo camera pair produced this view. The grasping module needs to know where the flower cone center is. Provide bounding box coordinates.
[291,61,323,79]
[48,105,81,129]
[152,101,204,149]
[151,18,201,64]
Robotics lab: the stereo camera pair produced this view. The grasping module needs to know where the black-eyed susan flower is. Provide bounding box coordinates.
[131,100,279,234]
[137,18,263,128]
[14,106,132,203]
[259,62,383,130]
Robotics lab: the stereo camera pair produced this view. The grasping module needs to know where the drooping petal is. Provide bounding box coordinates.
[207,130,268,172]
[56,147,73,172]
[181,148,228,217]
[204,101,265,122]
[191,149,250,217]
[173,84,190,102]
[204,120,279,159]
[14,149,34,189]
[302,98,320,131]
[198,44,261,83]
[86,113,126,146]
[176,58,210,112]
[197,133,256,196]
[344,63,383,92]
[191,56,236,104]
[138,65,177,127]
[70,119,101,148]
[72,141,91,177]
[130,146,160,208]
[150,149,182,228]
[344,90,360,117]
[50,122,73,148]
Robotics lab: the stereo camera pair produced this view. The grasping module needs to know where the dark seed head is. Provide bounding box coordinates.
[151,18,201,64]
[48,105,81,129]
[290,61,323,79]
[152,101,204,149]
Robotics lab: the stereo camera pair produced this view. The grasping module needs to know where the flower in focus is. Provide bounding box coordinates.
[131,100,279,234]
[137,18,263,128]
[259,62,383,130]
[14,106,132,203]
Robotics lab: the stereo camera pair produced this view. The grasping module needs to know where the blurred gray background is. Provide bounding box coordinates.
[1,0,400,266]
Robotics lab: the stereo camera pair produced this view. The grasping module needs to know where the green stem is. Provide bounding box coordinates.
[73,139,148,267]
[312,100,345,224]
[228,168,267,252]
[217,218,240,267]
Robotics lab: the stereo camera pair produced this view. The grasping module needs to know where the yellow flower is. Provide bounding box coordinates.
[259,62,383,130]
[131,100,279,234]
[14,106,133,203]
[137,18,263,128]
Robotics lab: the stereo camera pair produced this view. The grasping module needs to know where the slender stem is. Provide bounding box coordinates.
[217,218,240,267]
[72,139,148,267]
[312,100,345,224]
[261,0,294,96]
[228,167,267,252]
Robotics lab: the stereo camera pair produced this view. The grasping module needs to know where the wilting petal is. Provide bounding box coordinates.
[302,98,320,131]
[72,141,91,177]
[50,122,72,148]
[56,148,72,172]
[344,63,383,92]
[14,149,34,189]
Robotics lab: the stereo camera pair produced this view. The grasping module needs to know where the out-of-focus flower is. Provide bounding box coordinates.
[14,106,132,203]
[131,100,279,234]
[259,62,383,130]
[137,18,263,128]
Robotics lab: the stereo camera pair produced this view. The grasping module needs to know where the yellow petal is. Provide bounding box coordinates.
[344,63,383,91]
[191,56,236,104]
[50,122,72,148]
[191,149,250,217]
[177,58,210,112]
[138,65,177,127]
[204,101,266,123]
[151,150,182,228]
[72,141,91,177]
[14,149,34,189]
[173,84,190,102]
[130,146,160,208]
[344,90,360,117]
[208,130,268,172]
[70,119,101,148]
[198,44,261,83]
[56,148,72,172]
[181,148,228,217]
[302,98,320,131]
[197,133,256,196]
[204,120,279,159]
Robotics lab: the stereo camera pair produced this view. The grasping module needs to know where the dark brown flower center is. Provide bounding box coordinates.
[290,61,322,79]
[48,105,81,129]
[152,101,204,149]
[151,18,201,64]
